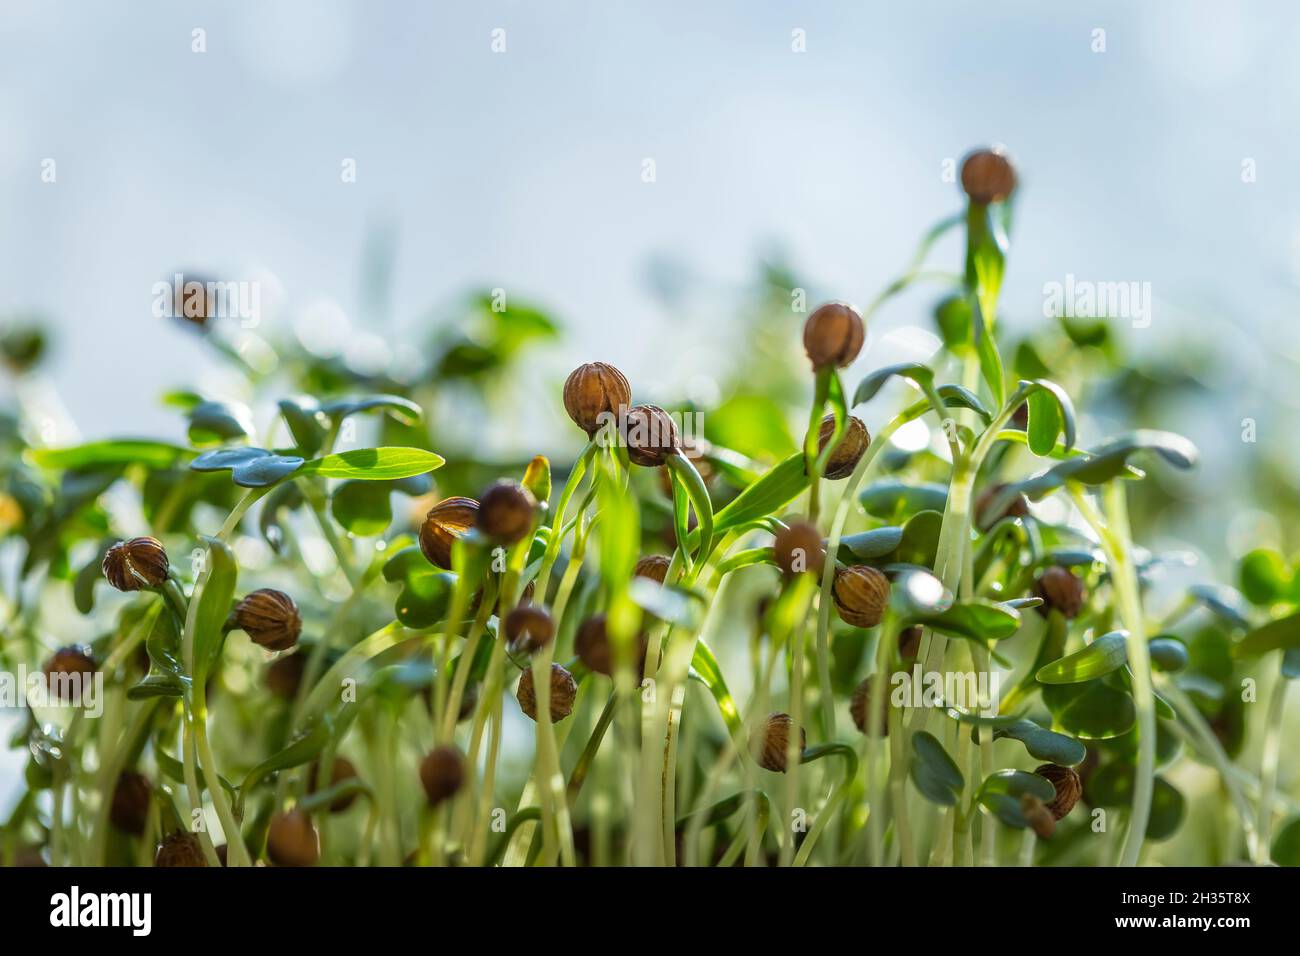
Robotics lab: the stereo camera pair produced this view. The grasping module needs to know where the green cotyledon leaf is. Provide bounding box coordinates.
[29,440,189,471]
[910,731,964,806]
[1036,631,1129,684]
[299,447,445,481]
[949,710,1087,766]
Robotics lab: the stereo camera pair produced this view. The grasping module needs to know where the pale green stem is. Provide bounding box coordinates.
[298,622,405,723]
[466,695,504,866]
[1070,482,1153,867]
[1018,828,1036,866]
[889,717,916,866]
[658,556,741,864]
[180,720,222,867]
[867,619,894,867]
[304,485,363,590]
[793,744,857,866]
[780,579,816,866]
[179,487,266,868]
[533,441,596,600]
[1256,670,1290,863]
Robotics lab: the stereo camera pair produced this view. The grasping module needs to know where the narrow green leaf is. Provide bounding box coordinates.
[711,453,808,534]
[301,447,445,481]
[320,395,423,426]
[690,639,742,738]
[239,716,335,795]
[935,384,992,423]
[155,746,235,800]
[1036,631,1129,684]
[852,362,935,407]
[924,599,1022,642]
[973,302,1005,407]
[30,440,189,471]
[1234,611,1300,659]
[192,536,238,686]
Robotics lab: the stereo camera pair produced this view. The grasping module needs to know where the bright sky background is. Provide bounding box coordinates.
[2,0,1298,442]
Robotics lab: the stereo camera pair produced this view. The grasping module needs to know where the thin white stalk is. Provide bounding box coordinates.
[1256,671,1290,863]
[1070,483,1153,867]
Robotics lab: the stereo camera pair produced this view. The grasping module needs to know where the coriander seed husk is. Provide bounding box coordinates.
[418,496,479,570]
[960,147,1017,204]
[1034,566,1085,619]
[470,578,535,617]
[563,362,631,438]
[898,625,923,662]
[308,757,361,813]
[110,771,152,836]
[504,604,555,653]
[7,847,46,867]
[621,404,680,467]
[1033,763,1082,821]
[102,536,169,591]
[1019,793,1056,840]
[266,653,306,699]
[815,414,871,480]
[574,614,648,678]
[833,565,891,628]
[267,809,320,867]
[633,554,671,584]
[974,482,1030,532]
[802,302,864,370]
[773,521,825,577]
[753,712,805,773]
[419,746,465,806]
[43,646,97,701]
[154,831,207,867]
[476,480,537,545]
[232,588,302,651]
[850,678,889,736]
[173,275,215,329]
[516,663,578,723]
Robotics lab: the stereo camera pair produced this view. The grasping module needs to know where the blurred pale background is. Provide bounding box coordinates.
[1,0,1298,488]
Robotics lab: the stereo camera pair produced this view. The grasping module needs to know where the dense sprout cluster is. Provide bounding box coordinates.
[0,147,1297,869]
